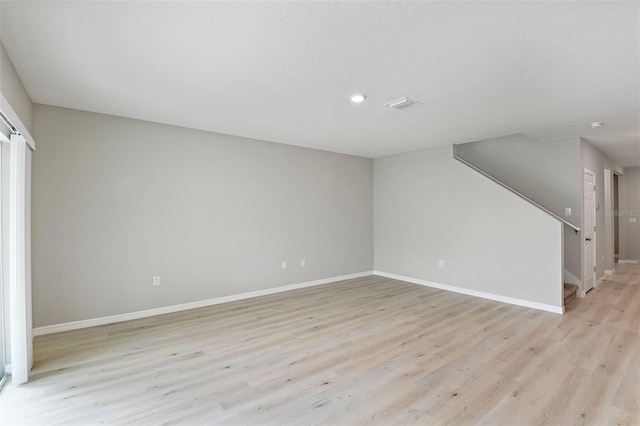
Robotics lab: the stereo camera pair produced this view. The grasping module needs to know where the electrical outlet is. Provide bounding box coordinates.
[282,261,287,269]
[153,276,160,286]
[438,260,444,268]
[565,208,572,216]
[301,258,306,267]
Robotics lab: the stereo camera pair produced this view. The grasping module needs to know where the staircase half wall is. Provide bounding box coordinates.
[374,144,564,313]
[454,134,581,282]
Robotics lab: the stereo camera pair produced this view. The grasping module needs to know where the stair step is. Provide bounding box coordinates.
[564,283,579,301]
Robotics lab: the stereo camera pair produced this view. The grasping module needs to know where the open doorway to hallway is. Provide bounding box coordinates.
[605,168,624,275]
[614,173,620,263]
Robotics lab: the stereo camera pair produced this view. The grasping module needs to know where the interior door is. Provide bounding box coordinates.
[584,169,596,292]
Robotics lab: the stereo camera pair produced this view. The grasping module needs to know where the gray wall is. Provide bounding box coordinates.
[623,167,640,261]
[32,105,373,327]
[374,144,563,308]
[454,134,582,280]
[580,138,624,282]
[0,40,32,133]
[454,134,582,227]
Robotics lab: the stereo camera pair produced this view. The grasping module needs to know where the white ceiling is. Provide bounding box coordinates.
[1,1,639,165]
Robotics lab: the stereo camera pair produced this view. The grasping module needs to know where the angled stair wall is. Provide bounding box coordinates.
[454,134,582,282]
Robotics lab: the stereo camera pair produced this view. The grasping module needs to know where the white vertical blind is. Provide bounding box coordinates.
[0,133,5,388]
[9,132,29,385]
[26,147,32,371]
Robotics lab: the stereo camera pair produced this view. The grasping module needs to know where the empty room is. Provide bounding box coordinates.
[0,1,639,425]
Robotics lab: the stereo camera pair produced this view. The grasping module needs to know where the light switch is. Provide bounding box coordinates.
[564,208,572,216]
[630,218,637,224]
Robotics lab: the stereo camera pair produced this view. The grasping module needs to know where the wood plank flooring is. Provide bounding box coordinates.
[1,265,639,425]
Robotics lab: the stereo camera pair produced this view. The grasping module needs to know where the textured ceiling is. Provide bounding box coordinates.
[1,1,638,165]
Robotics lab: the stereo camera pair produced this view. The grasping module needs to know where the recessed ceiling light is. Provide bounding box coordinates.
[590,122,604,128]
[350,94,367,103]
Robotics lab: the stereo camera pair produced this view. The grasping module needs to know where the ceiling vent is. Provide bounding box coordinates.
[384,97,422,109]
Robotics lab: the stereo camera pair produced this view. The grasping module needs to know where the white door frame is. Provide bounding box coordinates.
[603,168,614,275]
[583,168,596,295]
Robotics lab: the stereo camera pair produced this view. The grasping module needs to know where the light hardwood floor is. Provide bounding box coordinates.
[1,265,639,425]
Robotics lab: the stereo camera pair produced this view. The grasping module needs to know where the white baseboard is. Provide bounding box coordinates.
[625,260,639,264]
[563,269,581,287]
[373,271,563,314]
[618,260,626,264]
[604,269,614,275]
[33,271,374,336]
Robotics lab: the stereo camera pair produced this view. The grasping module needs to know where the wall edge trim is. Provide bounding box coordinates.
[373,270,564,314]
[33,271,374,336]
